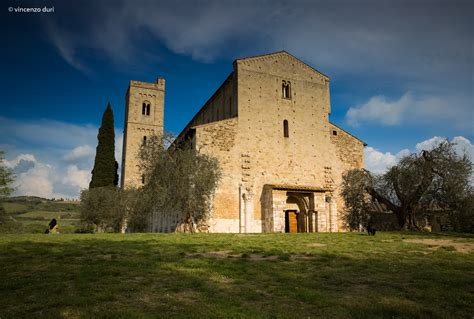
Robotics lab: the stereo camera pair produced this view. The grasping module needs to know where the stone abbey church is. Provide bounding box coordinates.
[121,51,365,233]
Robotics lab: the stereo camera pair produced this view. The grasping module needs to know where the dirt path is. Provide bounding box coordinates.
[404,239,474,253]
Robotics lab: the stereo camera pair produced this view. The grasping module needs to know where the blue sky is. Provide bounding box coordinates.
[1,0,473,198]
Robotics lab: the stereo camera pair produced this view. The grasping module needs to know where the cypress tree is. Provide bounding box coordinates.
[90,103,117,188]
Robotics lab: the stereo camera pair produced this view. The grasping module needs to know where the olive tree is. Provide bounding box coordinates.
[0,150,15,224]
[341,141,473,231]
[129,133,221,232]
[79,187,138,232]
[0,150,15,198]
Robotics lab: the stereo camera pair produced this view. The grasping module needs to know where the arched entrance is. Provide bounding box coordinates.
[284,193,309,233]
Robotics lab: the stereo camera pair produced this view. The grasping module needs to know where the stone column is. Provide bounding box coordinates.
[313,211,318,232]
[328,197,338,232]
[322,209,328,232]
[243,191,254,233]
[308,210,314,232]
[272,191,286,233]
[239,185,245,233]
[320,196,329,232]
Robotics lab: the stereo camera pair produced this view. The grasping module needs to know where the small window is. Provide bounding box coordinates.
[282,80,291,99]
[141,175,145,185]
[283,120,289,138]
[142,103,146,115]
[332,130,337,136]
[146,104,151,116]
[143,136,147,145]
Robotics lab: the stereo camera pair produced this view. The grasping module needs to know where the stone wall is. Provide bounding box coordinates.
[133,52,365,233]
[190,52,365,232]
[193,118,243,232]
[328,122,365,230]
[175,74,237,143]
[234,52,337,231]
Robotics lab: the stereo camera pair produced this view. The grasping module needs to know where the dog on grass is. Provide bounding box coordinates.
[367,223,376,236]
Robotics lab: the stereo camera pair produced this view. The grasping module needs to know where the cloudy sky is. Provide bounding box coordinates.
[1,0,473,198]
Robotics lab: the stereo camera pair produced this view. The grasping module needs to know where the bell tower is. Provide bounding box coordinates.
[121,78,165,188]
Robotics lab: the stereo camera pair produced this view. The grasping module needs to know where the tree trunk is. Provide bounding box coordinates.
[394,208,406,229]
[120,217,128,234]
[406,207,421,231]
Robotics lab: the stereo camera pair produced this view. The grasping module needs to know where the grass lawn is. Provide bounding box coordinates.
[2,202,29,214]
[16,210,80,220]
[0,232,473,318]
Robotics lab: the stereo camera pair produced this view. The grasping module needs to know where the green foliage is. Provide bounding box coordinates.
[447,193,474,233]
[341,141,473,232]
[130,133,221,231]
[341,170,372,230]
[80,187,138,232]
[0,205,5,225]
[80,187,120,232]
[89,103,117,188]
[0,150,15,197]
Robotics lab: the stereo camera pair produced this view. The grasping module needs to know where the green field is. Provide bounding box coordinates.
[1,197,80,234]
[0,232,472,318]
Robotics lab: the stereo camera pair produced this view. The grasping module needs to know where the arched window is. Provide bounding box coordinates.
[143,136,147,145]
[142,101,151,116]
[283,120,289,138]
[141,174,145,185]
[282,81,291,99]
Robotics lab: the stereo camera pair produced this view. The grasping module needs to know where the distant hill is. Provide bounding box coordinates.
[5,196,50,202]
[4,196,80,204]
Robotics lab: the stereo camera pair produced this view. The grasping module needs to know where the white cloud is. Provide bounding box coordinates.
[346,92,413,126]
[415,136,447,152]
[3,154,36,169]
[64,145,95,161]
[44,19,93,75]
[8,156,68,199]
[365,136,474,174]
[5,154,86,199]
[452,136,474,162]
[62,165,91,191]
[364,147,410,174]
[1,117,124,199]
[414,136,474,162]
[345,92,473,131]
[41,1,472,135]
[43,1,472,78]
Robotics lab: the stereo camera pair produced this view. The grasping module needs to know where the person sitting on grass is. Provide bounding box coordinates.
[45,218,59,234]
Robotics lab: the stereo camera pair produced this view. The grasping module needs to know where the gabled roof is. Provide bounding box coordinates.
[173,72,234,145]
[329,121,367,146]
[234,50,330,80]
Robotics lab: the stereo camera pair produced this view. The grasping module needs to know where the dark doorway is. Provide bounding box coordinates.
[285,210,298,233]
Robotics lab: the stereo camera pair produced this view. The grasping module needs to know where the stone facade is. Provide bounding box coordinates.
[121,51,365,232]
[121,79,165,188]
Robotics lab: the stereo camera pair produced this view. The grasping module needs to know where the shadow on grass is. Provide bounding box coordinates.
[0,233,472,318]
